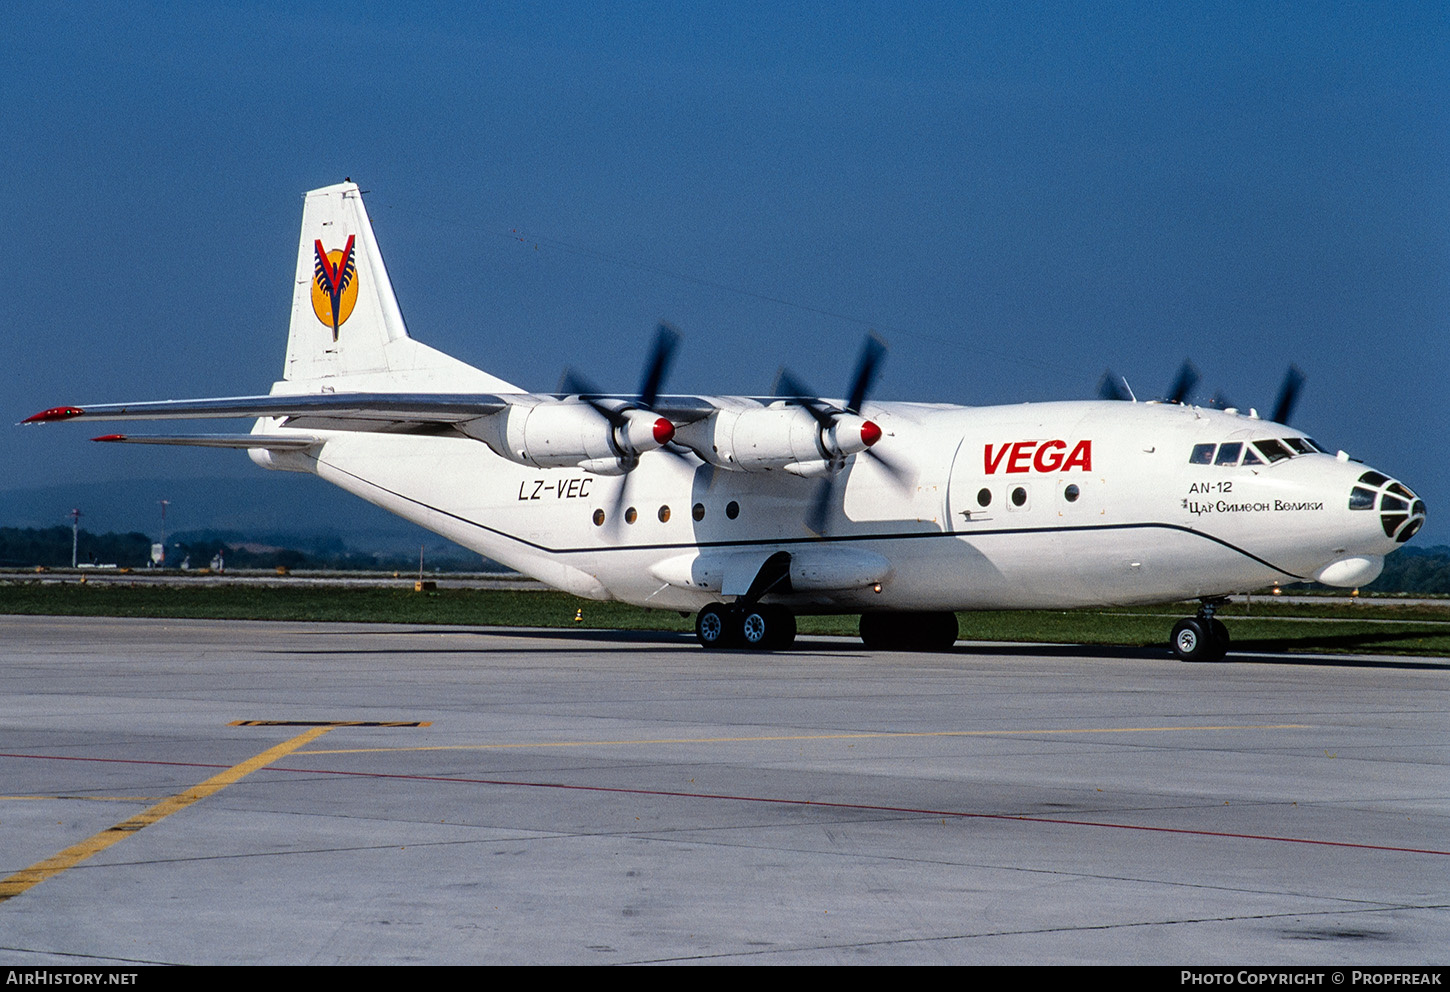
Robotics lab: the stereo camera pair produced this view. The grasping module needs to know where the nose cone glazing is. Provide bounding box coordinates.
[1347,471,1426,544]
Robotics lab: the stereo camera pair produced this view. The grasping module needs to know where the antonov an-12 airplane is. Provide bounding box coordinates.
[25,182,1427,660]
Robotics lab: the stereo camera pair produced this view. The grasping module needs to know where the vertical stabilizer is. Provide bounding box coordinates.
[282,181,515,391]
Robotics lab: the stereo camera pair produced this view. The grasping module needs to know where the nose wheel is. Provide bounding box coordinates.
[1171,602,1230,662]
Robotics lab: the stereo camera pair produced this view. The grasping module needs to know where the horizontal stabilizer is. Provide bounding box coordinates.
[24,392,511,425]
[91,433,322,450]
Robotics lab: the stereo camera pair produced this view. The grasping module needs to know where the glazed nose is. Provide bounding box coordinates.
[1349,471,1425,544]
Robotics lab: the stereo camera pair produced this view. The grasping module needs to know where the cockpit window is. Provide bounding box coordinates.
[1358,471,1390,488]
[1303,438,1326,453]
[1387,483,1414,500]
[1349,487,1376,510]
[1282,437,1313,455]
[1189,443,1216,465]
[1253,439,1293,463]
[1215,442,1242,466]
[1241,447,1263,465]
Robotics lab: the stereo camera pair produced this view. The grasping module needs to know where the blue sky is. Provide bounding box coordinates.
[4,2,1447,543]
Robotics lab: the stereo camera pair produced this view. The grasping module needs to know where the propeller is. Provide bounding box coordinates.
[1200,365,1304,424]
[559,324,685,528]
[1165,360,1199,405]
[775,334,906,533]
[559,323,680,452]
[1097,370,1131,402]
[1101,359,1304,426]
[1270,365,1304,426]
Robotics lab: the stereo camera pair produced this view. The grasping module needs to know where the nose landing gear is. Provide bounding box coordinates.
[1171,599,1230,662]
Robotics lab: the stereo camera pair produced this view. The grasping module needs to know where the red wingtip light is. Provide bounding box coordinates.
[23,406,85,423]
[91,434,127,442]
[860,419,882,447]
[653,417,675,446]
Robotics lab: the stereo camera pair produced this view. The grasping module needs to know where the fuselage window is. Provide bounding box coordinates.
[692,503,705,521]
[1010,486,1028,508]
[592,509,605,527]
[1063,484,1080,502]
[658,505,671,523]
[1215,442,1242,466]
[624,507,638,524]
[1189,443,1216,465]
[977,488,991,507]
[725,501,740,520]
[1253,439,1292,463]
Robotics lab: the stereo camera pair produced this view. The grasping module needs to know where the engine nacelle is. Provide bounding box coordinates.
[461,400,674,473]
[674,405,880,473]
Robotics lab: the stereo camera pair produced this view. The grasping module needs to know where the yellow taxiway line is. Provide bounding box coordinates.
[0,725,333,904]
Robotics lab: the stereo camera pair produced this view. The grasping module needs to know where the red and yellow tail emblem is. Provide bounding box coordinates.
[311,236,357,340]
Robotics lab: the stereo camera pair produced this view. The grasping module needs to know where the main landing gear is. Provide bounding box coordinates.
[859,611,959,652]
[1170,598,1231,662]
[695,602,797,651]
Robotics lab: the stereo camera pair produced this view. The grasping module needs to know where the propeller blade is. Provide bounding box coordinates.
[806,476,835,534]
[845,334,887,414]
[1271,365,1305,426]
[863,444,913,489]
[1098,369,1130,402]
[559,369,625,427]
[1166,361,1199,405]
[774,369,837,430]
[637,323,680,409]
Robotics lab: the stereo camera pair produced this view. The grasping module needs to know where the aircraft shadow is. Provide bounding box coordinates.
[283,626,1448,669]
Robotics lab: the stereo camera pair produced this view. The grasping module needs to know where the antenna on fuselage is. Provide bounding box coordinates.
[1097,370,1136,403]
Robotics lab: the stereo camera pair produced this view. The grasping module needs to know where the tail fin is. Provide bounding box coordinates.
[283,181,515,391]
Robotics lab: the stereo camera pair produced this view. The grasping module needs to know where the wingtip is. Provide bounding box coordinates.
[22,406,85,424]
[91,434,126,442]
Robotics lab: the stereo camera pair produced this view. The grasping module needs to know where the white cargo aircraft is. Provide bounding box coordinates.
[24,182,1426,660]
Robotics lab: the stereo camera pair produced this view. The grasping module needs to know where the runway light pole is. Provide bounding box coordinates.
[70,508,82,568]
[158,499,170,567]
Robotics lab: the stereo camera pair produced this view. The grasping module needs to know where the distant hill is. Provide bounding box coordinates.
[1364,544,1450,595]
[0,475,438,552]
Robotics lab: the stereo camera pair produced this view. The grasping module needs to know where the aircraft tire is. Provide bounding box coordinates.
[859,611,958,651]
[1210,618,1230,660]
[740,606,796,651]
[1171,617,1223,662]
[696,603,738,650]
[767,607,797,650]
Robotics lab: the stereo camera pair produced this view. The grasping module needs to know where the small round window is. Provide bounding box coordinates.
[692,503,705,521]
[592,509,605,527]
[624,507,638,524]
[657,505,671,523]
[1010,487,1027,507]
[726,501,740,520]
[1063,484,1080,503]
[977,488,991,507]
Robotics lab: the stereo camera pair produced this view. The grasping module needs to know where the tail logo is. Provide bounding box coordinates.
[311,236,357,340]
